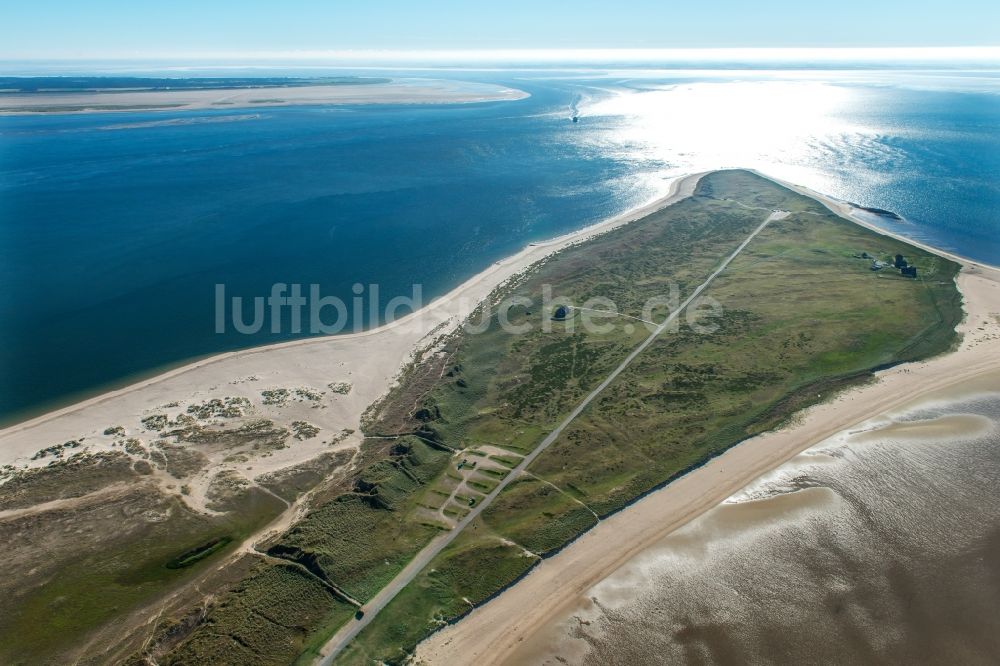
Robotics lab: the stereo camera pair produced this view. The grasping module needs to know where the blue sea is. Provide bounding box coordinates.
[1,68,998,422]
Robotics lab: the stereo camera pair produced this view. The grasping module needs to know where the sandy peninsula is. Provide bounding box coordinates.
[0,78,528,115]
[2,169,995,664]
[414,188,1000,665]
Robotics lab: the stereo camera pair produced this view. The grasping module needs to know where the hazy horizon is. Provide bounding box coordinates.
[4,0,999,60]
[2,47,1000,78]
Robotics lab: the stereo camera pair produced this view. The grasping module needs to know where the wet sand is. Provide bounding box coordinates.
[507,387,1000,665]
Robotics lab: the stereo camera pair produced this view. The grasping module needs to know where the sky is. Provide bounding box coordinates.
[2,0,998,60]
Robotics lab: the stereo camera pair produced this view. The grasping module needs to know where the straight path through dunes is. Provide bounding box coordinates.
[150,171,962,665]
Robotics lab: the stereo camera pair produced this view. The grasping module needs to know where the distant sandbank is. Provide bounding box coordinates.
[0,78,528,115]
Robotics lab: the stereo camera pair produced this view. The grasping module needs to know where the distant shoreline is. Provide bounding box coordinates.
[0,77,529,115]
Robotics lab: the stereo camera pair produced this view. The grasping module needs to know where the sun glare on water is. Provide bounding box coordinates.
[586,80,872,197]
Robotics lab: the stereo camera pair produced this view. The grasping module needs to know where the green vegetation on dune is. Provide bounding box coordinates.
[0,450,134,509]
[532,197,962,515]
[269,494,439,603]
[266,437,451,602]
[0,479,286,665]
[337,529,539,665]
[154,438,455,663]
[482,476,598,555]
[161,563,357,666]
[146,171,963,665]
[418,182,773,461]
